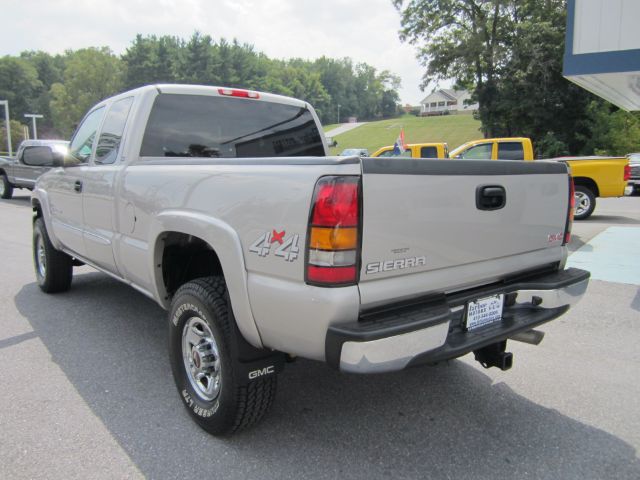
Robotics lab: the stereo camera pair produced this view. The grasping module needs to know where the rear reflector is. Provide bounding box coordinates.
[217,88,260,99]
[306,176,360,286]
[307,265,357,284]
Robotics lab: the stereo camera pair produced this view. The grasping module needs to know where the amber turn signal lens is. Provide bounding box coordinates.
[309,227,358,251]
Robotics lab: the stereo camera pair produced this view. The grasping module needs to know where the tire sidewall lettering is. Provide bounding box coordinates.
[172,302,207,326]
[181,389,219,418]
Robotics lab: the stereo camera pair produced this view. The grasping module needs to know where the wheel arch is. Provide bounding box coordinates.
[573,176,600,197]
[149,211,263,348]
[31,188,63,250]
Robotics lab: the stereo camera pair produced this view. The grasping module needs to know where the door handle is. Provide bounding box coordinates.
[476,185,506,211]
[74,180,83,193]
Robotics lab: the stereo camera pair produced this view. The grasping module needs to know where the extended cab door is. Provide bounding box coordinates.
[48,106,105,257]
[82,96,134,274]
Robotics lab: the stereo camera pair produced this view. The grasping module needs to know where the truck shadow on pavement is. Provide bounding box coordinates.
[14,272,640,480]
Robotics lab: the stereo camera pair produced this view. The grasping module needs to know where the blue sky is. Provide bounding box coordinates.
[1,0,444,105]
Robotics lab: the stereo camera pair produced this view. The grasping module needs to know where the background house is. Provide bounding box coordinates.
[419,89,479,116]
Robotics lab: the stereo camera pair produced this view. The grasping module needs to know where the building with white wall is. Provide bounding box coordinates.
[563,0,640,110]
[419,89,478,116]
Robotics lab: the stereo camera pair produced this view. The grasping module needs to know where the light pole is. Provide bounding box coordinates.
[0,100,11,156]
[24,114,43,140]
[337,104,341,124]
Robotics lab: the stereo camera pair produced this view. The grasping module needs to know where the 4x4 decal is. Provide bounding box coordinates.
[249,230,300,262]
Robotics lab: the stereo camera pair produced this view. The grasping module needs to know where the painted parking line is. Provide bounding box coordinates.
[567,226,640,286]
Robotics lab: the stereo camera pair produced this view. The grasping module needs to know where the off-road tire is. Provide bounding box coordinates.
[574,185,596,220]
[33,217,73,293]
[0,174,13,199]
[169,277,277,435]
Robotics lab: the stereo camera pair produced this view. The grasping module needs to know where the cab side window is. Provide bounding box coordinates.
[95,97,134,165]
[420,146,438,158]
[68,107,106,163]
[458,143,492,160]
[377,149,395,157]
[497,142,525,160]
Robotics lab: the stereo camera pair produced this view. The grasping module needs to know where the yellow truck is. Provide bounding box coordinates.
[371,143,449,159]
[449,138,534,161]
[449,138,630,220]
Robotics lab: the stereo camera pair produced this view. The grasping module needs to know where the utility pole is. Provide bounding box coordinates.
[0,100,11,156]
[24,114,44,140]
[337,104,341,124]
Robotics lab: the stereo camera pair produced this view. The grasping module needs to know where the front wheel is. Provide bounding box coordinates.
[33,218,73,293]
[574,185,596,220]
[168,277,277,435]
[0,174,13,199]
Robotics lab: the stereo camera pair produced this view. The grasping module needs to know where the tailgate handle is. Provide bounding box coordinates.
[476,185,506,211]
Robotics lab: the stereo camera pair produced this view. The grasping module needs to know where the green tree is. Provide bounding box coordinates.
[0,56,43,122]
[393,0,605,155]
[393,0,513,134]
[0,119,28,154]
[20,51,65,133]
[50,47,124,136]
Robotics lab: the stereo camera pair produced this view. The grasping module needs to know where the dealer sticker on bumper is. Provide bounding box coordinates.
[465,294,504,331]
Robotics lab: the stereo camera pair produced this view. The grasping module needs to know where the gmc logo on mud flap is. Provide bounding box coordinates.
[248,366,275,379]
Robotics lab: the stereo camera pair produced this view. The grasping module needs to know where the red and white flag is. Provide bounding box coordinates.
[393,128,406,155]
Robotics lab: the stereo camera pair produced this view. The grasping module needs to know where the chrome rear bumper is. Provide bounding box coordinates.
[326,268,590,374]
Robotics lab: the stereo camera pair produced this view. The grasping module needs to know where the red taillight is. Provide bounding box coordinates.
[217,88,260,99]
[306,176,360,286]
[563,176,575,245]
[624,164,631,182]
[311,182,359,227]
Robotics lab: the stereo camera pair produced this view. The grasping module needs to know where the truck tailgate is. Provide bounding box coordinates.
[358,158,570,307]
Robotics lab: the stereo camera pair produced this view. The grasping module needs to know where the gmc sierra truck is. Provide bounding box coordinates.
[0,139,69,199]
[31,84,590,436]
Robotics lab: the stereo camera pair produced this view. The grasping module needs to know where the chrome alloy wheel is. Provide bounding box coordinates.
[0,179,5,196]
[574,191,590,217]
[182,317,222,401]
[36,235,46,278]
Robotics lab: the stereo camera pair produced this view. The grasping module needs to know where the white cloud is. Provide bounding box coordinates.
[2,0,435,104]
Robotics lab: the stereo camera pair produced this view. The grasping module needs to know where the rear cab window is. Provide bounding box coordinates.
[140,94,324,158]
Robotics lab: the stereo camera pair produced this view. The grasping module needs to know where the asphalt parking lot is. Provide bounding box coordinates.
[1,193,638,480]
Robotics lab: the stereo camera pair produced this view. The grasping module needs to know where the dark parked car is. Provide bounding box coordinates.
[0,139,68,199]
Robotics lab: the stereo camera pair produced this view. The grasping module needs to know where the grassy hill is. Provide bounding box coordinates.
[323,113,483,155]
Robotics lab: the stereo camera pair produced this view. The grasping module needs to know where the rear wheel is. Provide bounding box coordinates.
[574,185,596,220]
[33,218,73,293]
[168,277,277,435]
[0,174,13,199]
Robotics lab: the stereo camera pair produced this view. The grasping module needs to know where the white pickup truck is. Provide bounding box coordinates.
[32,84,589,435]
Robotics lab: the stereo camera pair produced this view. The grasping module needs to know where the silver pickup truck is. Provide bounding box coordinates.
[0,140,69,199]
[31,84,589,435]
